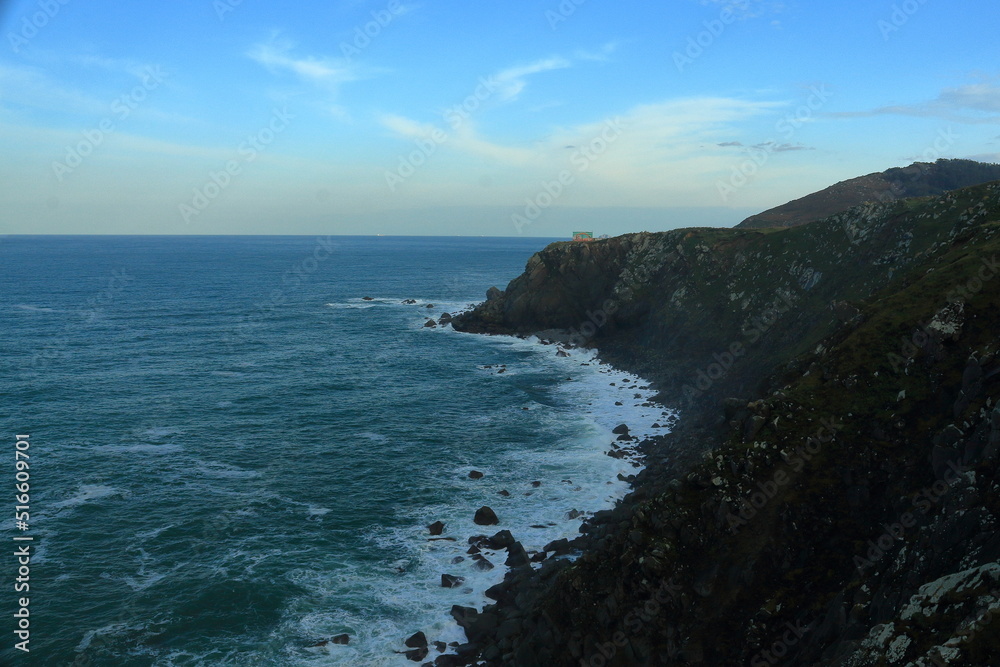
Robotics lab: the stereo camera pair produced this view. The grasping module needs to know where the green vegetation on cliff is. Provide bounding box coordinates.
[448,179,1000,665]
[735,158,1000,229]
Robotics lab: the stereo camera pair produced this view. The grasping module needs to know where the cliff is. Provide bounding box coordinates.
[443,179,1000,665]
[734,158,1000,229]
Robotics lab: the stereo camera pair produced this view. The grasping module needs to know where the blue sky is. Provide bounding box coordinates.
[1,0,998,236]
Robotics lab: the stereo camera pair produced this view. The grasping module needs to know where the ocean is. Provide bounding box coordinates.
[0,235,673,666]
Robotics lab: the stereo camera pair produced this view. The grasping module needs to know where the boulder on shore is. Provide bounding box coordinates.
[487,529,515,549]
[428,521,445,536]
[473,506,499,525]
[405,631,427,648]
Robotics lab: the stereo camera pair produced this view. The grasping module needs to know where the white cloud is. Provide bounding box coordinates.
[379,96,787,206]
[831,77,1000,125]
[493,57,572,102]
[247,36,363,90]
[379,113,439,139]
[699,0,786,20]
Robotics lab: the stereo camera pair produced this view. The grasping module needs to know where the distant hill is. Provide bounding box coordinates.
[735,158,1000,228]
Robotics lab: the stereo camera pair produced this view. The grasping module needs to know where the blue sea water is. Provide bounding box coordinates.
[0,236,673,666]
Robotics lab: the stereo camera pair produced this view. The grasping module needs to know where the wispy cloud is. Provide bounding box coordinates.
[72,54,159,80]
[378,113,438,139]
[831,77,1000,125]
[493,57,572,102]
[699,0,786,20]
[0,63,108,115]
[379,113,536,165]
[754,141,814,152]
[247,35,363,89]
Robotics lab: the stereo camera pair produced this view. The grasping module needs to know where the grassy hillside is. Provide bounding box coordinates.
[735,158,1000,229]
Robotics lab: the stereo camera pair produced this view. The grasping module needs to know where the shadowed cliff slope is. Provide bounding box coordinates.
[443,180,1000,665]
[734,158,1000,229]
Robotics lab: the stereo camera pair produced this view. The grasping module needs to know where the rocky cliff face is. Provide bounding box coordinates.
[444,180,1000,665]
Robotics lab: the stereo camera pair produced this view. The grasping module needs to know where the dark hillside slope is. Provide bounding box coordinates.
[445,181,1000,665]
[735,158,1000,229]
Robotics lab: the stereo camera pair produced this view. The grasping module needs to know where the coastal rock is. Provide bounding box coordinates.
[543,538,571,555]
[471,555,494,571]
[439,312,453,324]
[486,529,515,549]
[427,521,445,536]
[401,299,417,304]
[473,506,499,525]
[450,605,479,630]
[331,634,349,645]
[403,646,427,661]
[612,424,630,435]
[405,631,427,648]
[441,574,464,588]
[424,319,437,328]
[505,541,530,568]
[468,470,484,479]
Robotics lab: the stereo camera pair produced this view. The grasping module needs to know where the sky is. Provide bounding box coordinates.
[0,0,998,236]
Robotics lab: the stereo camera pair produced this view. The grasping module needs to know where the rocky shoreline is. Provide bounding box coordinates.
[416,181,1000,665]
